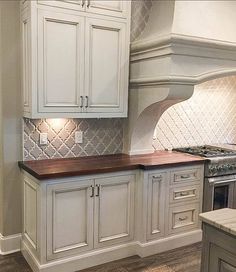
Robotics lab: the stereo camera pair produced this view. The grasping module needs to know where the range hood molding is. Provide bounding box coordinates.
[125,0,236,155]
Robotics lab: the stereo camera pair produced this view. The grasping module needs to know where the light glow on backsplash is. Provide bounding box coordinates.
[24,118,124,160]
[153,75,236,150]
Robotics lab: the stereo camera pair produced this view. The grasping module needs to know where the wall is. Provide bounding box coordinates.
[153,76,236,150]
[23,0,154,161]
[0,1,22,236]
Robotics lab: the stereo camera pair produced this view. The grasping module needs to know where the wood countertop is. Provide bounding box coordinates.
[18,151,207,180]
[200,208,236,237]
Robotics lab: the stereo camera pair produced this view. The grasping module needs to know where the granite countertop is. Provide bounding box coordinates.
[18,150,207,180]
[200,208,236,236]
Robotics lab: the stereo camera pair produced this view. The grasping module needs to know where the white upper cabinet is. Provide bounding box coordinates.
[87,1,129,18]
[21,0,131,118]
[38,10,85,113]
[85,18,127,114]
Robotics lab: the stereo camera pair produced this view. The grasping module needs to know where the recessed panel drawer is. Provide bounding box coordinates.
[170,167,201,185]
[168,203,199,234]
[169,185,200,204]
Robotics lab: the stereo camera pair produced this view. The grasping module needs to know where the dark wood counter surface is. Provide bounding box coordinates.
[18,151,207,180]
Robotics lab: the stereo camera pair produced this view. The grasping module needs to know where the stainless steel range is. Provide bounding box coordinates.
[174,145,236,212]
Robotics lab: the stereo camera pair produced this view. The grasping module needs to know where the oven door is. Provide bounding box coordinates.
[203,175,236,212]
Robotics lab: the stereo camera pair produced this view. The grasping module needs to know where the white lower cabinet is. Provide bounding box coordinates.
[21,164,204,272]
[46,179,94,260]
[146,172,166,241]
[94,175,135,248]
[22,172,136,263]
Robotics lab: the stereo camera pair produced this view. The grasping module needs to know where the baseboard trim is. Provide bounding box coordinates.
[0,233,21,255]
[22,230,202,272]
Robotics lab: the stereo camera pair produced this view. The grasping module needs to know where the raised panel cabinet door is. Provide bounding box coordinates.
[94,174,135,248]
[37,0,86,11]
[208,244,236,272]
[146,172,166,241]
[38,9,85,113]
[46,179,94,260]
[85,17,128,115]
[86,0,129,18]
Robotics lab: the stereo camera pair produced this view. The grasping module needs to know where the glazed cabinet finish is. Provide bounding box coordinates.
[94,175,135,248]
[37,9,85,113]
[46,179,94,260]
[144,165,203,242]
[20,0,130,118]
[23,171,136,262]
[146,172,166,240]
[21,163,204,272]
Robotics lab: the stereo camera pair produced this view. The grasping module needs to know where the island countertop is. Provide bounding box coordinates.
[18,150,207,180]
[200,208,236,237]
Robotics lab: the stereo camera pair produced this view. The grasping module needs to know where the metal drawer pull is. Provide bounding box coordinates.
[179,216,188,221]
[180,174,191,179]
[95,185,100,197]
[152,175,162,180]
[85,96,89,108]
[80,96,84,108]
[90,186,94,198]
[87,0,90,8]
[82,0,85,7]
[180,191,190,196]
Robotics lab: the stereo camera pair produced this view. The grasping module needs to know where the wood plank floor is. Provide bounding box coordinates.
[0,243,201,272]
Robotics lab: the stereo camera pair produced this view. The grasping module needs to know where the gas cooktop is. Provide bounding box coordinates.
[174,145,236,158]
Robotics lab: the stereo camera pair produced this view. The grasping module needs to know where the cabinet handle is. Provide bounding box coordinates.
[180,174,191,179]
[179,216,188,221]
[180,191,190,197]
[87,0,90,8]
[90,186,94,198]
[152,175,162,181]
[95,185,100,197]
[85,96,89,108]
[82,0,85,7]
[80,96,84,108]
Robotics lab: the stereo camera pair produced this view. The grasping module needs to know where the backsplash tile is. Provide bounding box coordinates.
[131,0,153,42]
[153,76,236,150]
[24,119,124,160]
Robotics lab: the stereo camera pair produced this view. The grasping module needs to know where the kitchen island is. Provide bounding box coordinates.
[200,208,236,272]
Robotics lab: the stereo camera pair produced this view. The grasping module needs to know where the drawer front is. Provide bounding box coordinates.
[170,167,201,185]
[168,203,199,234]
[169,185,200,204]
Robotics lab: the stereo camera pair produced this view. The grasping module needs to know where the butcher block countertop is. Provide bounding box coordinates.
[18,151,207,180]
[200,208,236,237]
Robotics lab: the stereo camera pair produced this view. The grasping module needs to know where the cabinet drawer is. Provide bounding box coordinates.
[169,185,200,204]
[170,167,201,185]
[168,203,199,234]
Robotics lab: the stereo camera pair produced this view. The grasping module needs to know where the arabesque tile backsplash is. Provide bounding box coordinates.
[153,76,236,150]
[24,119,123,160]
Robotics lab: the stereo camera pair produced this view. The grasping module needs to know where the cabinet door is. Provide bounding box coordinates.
[85,17,128,116]
[146,172,166,240]
[209,244,236,272]
[46,179,94,260]
[37,0,85,11]
[94,174,135,248]
[38,9,85,113]
[86,1,129,18]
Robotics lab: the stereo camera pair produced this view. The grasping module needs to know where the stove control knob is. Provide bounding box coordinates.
[227,164,233,170]
[209,166,217,174]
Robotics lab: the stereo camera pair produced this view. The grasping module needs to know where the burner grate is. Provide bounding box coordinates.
[174,145,236,158]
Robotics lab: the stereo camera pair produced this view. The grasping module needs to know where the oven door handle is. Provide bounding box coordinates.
[209,179,236,185]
